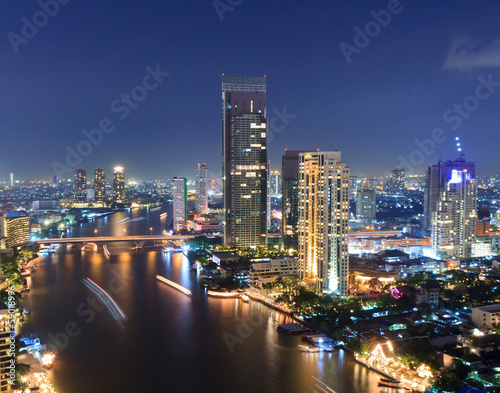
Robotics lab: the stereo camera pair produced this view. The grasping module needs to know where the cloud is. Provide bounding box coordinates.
[443,35,500,70]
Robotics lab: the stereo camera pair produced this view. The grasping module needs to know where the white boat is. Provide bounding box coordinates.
[298,345,334,352]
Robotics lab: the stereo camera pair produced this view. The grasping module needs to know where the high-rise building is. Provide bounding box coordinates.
[172,177,187,232]
[385,168,405,195]
[298,151,350,296]
[94,168,106,202]
[282,150,309,251]
[431,168,477,258]
[9,173,13,187]
[75,168,87,202]
[222,75,267,248]
[267,161,272,230]
[269,170,282,196]
[356,188,376,223]
[113,167,125,203]
[424,157,476,232]
[195,163,208,214]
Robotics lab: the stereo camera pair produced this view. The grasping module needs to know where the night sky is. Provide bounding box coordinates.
[2,0,500,181]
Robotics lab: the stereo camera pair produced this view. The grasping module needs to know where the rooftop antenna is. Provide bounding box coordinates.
[455,136,464,158]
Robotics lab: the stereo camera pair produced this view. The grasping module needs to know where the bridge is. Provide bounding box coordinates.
[35,234,221,251]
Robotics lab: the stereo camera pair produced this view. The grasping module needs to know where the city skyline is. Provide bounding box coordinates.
[2,1,500,180]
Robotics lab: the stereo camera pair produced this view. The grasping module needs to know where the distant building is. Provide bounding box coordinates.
[282,150,309,251]
[377,249,410,264]
[222,75,267,248]
[32,200,60,211]
[195,163,208,214]
[471,303,500,330]
[356,188,376,223]
[298,151,350,296]
[9,173,13,187]
[386,168,405,195]
[74,168,86,202]
[172,177,187,231]
[94,168,106,202]
[112,167,125,203]
[249,256,299,287]
[269,170,282,196]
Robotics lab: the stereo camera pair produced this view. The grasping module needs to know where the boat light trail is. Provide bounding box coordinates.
[156,275,192,296]
[82,278,127,322]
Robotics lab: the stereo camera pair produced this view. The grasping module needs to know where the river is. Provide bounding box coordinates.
[20,205,393,393]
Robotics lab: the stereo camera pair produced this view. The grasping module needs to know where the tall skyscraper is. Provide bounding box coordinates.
[195,163,208,213]
[298,151,350,296]
[94,168,106,202]
[431,167,477,258]
[356,187,376,223]
[222,75,267,248]
[75,168,87,202]
[112,167,125,203]
[172,177,187,231]
[424,156,476,232]
[9,173,13,187]
[282,150,309,251]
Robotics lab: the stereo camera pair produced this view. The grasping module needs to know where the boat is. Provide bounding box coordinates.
[378,378,401,388]
[241,294,250,303]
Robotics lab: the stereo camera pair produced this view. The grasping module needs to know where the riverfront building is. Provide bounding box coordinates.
[298,151,350,296]
[74,168,86,202]
[94,168,106,202]
[112,167,125,203]
[222,75,268,248]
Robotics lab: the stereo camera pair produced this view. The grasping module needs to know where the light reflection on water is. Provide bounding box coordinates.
[21,205,387,393]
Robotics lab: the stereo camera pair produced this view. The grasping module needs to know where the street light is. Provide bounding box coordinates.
[150,227,153,235]
[94,229,97,237]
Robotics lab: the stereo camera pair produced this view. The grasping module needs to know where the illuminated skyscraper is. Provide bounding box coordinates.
[195,163,208,213]
[9,173,13,187]
[431,167,477,258]
[112,167,125,203]
[298,151,350,296]
[75,168,87,202]
[222,75,267,248]
[282,150,309,251]
[94,168,106,202]
[424,156,476,232]
[172,177,187,231]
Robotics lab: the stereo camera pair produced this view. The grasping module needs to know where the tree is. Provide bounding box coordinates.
[434,370,460,392]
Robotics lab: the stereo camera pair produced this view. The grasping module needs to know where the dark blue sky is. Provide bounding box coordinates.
[2,0,500,180]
